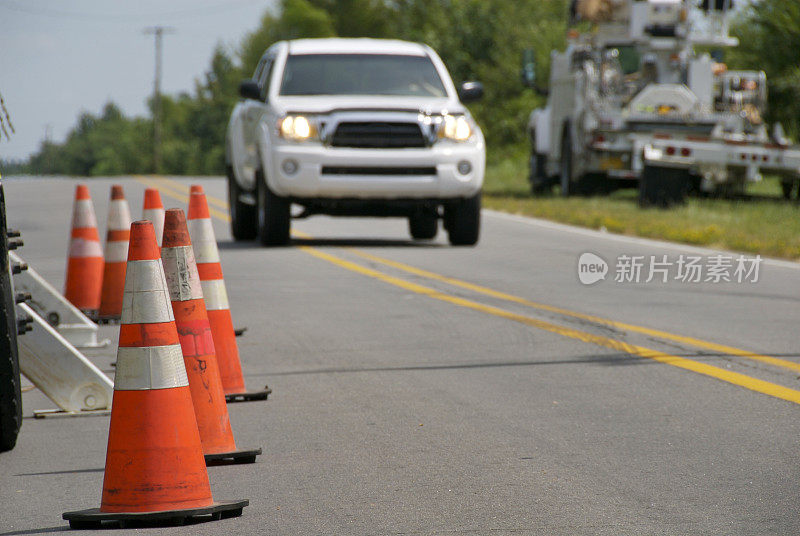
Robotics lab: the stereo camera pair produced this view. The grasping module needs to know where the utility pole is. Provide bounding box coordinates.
[143,26,175,174]
[44,124,52,173]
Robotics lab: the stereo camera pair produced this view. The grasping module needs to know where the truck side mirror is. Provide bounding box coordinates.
[458,81,484,103]
[239,80,261,100]
[521,48,537,88]
[521,48,548,96]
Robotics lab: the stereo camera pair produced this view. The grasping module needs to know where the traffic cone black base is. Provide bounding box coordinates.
[63,500,248,530]
[204,447,262,466]
[225,386,271,403]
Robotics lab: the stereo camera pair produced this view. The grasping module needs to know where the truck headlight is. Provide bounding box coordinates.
[438,115,473,142]
[278,115,318,142]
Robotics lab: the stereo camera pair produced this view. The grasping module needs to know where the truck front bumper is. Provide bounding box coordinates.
[265,141,485,199]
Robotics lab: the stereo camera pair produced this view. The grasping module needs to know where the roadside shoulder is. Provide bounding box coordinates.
[482,209,800,271]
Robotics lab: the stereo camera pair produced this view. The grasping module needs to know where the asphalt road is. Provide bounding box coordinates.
[1,175,799,535]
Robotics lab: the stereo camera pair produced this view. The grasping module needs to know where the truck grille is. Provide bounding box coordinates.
[321,166,436,176]
[330,122,426,149]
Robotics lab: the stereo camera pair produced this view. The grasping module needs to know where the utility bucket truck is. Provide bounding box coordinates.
[522,0,800,206]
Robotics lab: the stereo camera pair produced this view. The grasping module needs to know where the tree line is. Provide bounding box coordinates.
[2,0,798,177]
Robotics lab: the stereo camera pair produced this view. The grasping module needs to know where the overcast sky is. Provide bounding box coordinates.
[0,0,276,161]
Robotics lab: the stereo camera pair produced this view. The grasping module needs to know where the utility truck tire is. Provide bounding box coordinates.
[781,179,798,201]
[639,165,690,208]
[559,125,574,197]
[528,131,552,195]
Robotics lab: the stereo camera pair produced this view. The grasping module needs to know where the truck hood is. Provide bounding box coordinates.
[273,95,467,116]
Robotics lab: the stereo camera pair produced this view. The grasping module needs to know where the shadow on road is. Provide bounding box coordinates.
[15,467,104,477]
[246,349,799,379]
[216,240,256,250]
[217,237,444,249]
[247,353,656,378]
[0,527,69,535]
[293,237,443,248]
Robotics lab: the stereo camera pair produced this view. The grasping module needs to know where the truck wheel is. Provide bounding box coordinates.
[528,131,551,195]
[0,272,21,453]
[409,213,438,240]
[227,166,257,241]
[780,179,798,201]
[530,153,552,195]
[256,171,291,246]
[559,125,573,197]
[0,184,21,452]
[445,193,481,246]
[639,165,689,208]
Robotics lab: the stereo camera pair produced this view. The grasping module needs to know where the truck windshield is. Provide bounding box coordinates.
[279,54,448,97]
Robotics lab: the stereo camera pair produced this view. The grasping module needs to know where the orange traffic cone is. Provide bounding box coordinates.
[161,208,261,464]
[98,185,131,321]
[62,221,247,529]
[188,184,246,340]
[187,190,270,403]
[64,184,104,318]
[142,188,165,246]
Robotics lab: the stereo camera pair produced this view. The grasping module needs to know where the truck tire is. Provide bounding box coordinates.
[409,213,438,240]
[780,179,798,201]
[528,131,551,195]
[0,183,21,452]
[559,124,574,197]
[0,271,21,453]
[559,123,604,196]
[639,165,690,208]
[256,171,291,247]
[445,193,481,246]
[227,166,257,240]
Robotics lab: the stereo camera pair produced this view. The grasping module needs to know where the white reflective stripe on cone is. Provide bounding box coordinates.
[104,240,129,263]
[114,344,189,390]
[72,200,98,228]
[68,237,103,258]
[143,208,165,246]
[121,260,175,324]
[201,279,229,311]
[162,245,204,302]
[187,218,220,264]
[107,200,132,230]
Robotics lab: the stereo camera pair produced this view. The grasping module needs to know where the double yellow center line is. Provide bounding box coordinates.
[137,175,800,406]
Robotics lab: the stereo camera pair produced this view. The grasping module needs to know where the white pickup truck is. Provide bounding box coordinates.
[225,38,486,246]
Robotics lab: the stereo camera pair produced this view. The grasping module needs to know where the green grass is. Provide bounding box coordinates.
[483,150,800,260]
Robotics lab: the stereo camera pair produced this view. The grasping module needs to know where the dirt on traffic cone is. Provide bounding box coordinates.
[187,190,270,403]
[161,208,261,465]
[62,221,247,530]
[98,185,131,321]
[142,188,165,246]
[64,184,104,318]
